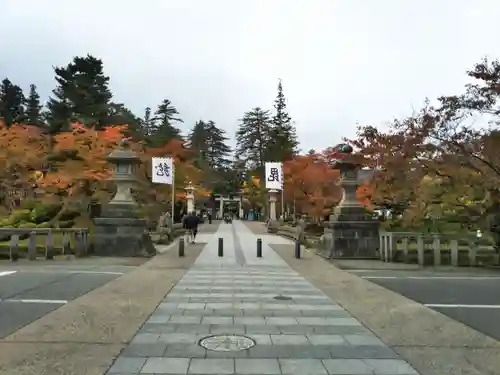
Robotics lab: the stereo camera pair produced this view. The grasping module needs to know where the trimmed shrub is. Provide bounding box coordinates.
[58,220,75,229]
[9,209,31,225]
[36,222,53,229]
[30,203,62,224]
[58,209,81,221]
[19,200,37,210]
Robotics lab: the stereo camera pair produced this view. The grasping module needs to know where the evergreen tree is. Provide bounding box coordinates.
[187,120,209,154]
[46,54,113,132]
[25,84,44,127]
[235,107,272,169]
[188,120,230,167]
[187,120,233,194]
[149,99,183,147]
[140,107,156,136]
[205,120,231,169]
[269,79,299,161]
[0,78,25,127]
[107,103,142,139]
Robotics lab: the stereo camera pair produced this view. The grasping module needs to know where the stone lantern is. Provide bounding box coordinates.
[93,139,155,257]
[185,182,195,214]
[105,139,140,212]
[321,143,380,259]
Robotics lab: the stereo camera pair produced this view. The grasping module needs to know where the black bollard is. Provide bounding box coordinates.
[294,239,301,259]
[218,237,224,257]
[178,237,185,257]
[257,238,262,258]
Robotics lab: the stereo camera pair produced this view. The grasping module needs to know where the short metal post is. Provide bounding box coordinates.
[295,239,301,259]
[218,237,223,257]
[178,237,185,257]
[257,238,262,258]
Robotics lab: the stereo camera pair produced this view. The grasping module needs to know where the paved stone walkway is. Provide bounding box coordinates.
[106,221,420,375]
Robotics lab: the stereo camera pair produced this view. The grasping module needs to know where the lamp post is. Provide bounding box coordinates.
[185,182,195,214]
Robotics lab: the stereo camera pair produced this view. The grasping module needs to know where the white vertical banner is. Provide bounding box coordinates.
[152,157,174,185]
[265,162,283,190]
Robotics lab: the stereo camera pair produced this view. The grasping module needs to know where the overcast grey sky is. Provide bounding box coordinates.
[1,0,499,152]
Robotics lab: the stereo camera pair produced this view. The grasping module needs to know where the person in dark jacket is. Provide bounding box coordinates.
[183,211,200,243]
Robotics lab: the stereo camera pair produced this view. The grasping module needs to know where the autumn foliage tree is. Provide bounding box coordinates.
[283,153,340,219]
[0,121,49,206]
[137,139,204,211]
[38,124,128,204]
[353,57,500,233]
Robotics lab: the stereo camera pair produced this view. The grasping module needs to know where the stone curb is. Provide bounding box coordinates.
[270,243,500,375]
[0,241,206,375]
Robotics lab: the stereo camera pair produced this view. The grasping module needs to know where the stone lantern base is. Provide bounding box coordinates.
[93,203,156,257]
[321,219,379,259]
[267,219,280,233]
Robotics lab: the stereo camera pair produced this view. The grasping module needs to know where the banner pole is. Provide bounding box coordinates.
[281,163,285,217]
[171,162,175,222]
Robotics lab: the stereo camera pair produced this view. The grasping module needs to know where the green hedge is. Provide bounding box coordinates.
[19,200,37,210]
[58,209,81,221]
[58,220,75,229]
[30,203,62,224]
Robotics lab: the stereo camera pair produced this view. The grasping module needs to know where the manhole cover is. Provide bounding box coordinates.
[199,335,256,352]
[273,295,292,301]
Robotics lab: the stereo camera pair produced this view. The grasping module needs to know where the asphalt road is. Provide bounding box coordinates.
[349,268,500,341]
[0,262,142,338]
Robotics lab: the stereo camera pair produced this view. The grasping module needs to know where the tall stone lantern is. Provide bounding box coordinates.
[93,139,155,257]
[185,182,195,214]
[267,189,279,233]
[321,143,379,259]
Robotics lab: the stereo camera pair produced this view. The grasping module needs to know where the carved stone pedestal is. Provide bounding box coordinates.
[93,205,156,257]
[322,220,379,258]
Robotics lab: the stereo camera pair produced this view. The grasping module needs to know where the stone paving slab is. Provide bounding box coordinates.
[106,221,420,375]
[267,244,500,375]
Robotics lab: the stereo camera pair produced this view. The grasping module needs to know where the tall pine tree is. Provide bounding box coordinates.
[25,84,44,127]
[148,99,183,147]
[46,54,113,132]
[269,79,299,161]
[187,120,233,193]
[235,107,271,170]
[140,107,156,136]
[205,121,231,169]
[0,78,25,127]
[107,102,142,139]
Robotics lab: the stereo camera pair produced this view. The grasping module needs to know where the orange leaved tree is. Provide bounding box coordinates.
[284,153,340,219]
[38,124,128,202]
[141,139,202,204]
[0,122,50,205]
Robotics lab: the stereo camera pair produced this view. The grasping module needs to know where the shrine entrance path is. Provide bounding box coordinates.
[106,220,419,375]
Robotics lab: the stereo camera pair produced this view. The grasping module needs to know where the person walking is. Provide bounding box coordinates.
[183,211,200,244]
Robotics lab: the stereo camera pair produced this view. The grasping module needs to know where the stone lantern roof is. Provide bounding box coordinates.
[107,139,140,163]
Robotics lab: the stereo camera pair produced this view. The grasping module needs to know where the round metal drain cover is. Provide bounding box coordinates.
[273,295,292,301]
[199,335,256,352]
